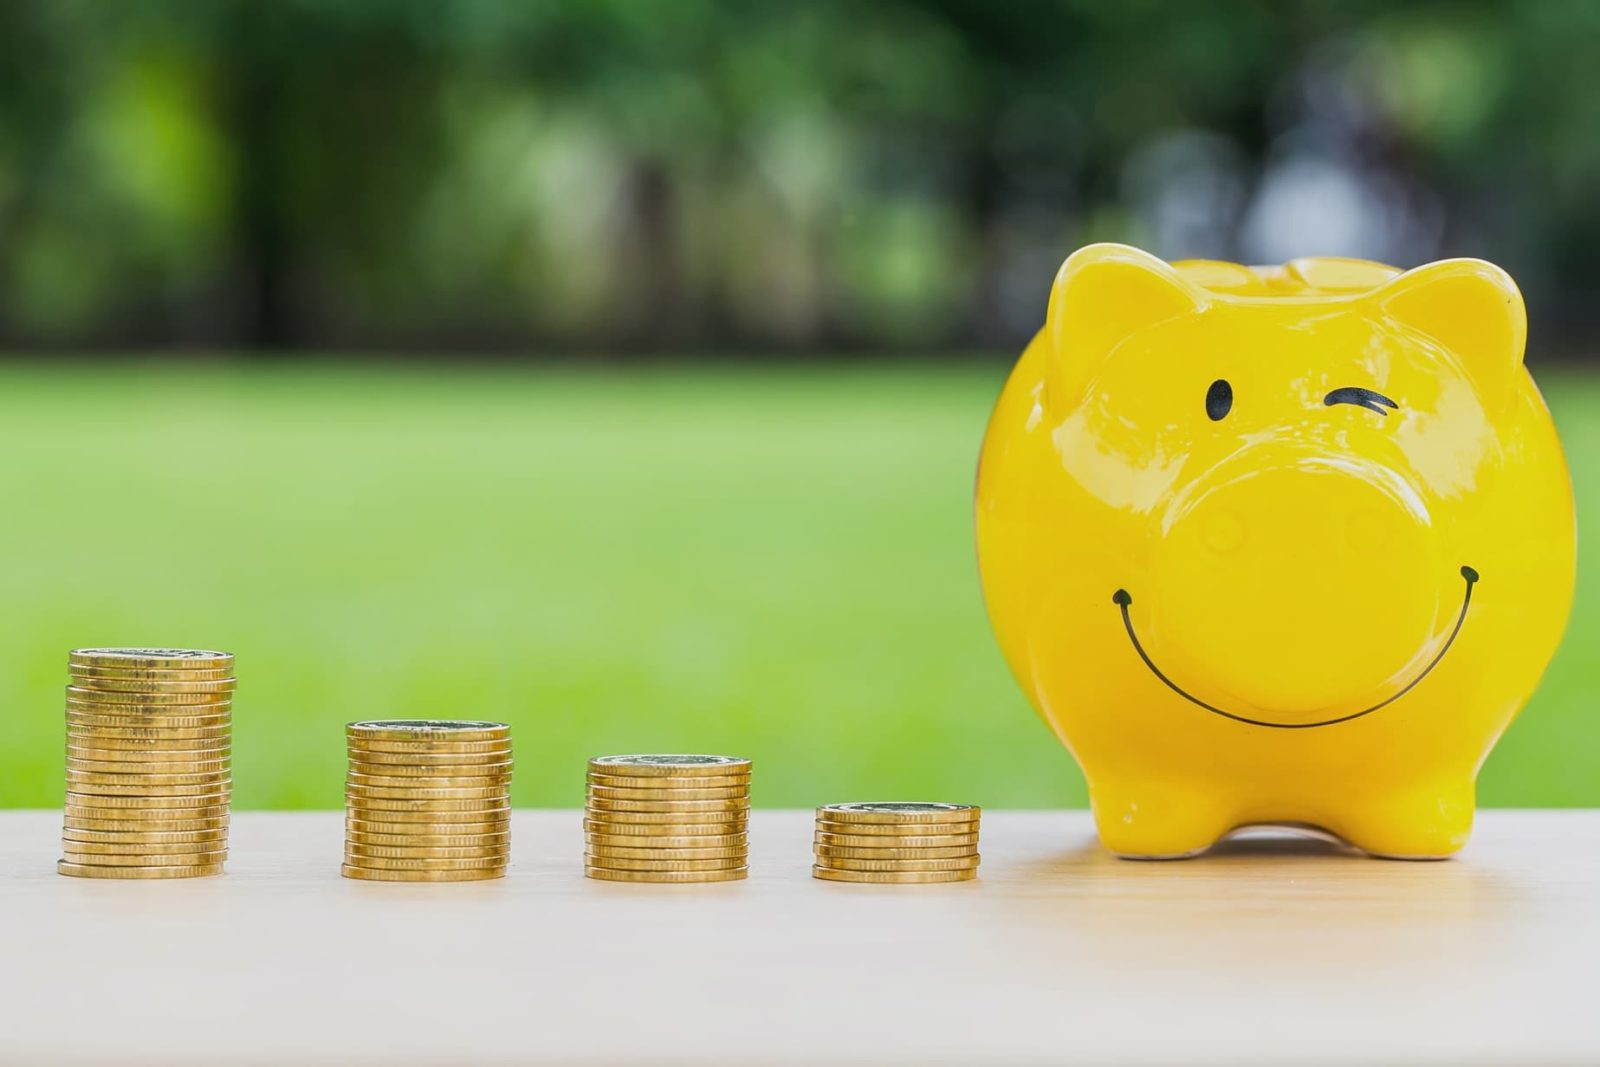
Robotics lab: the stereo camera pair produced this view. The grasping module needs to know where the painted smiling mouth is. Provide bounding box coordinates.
[1112,565,1479,729]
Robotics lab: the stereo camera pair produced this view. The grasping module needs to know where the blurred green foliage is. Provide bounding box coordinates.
[4,1,1600,352]
[0,363,1593,809]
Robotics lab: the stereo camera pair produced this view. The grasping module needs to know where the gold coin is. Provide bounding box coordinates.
[65,694,231,711]
[65,715,231,735]
[71,739,232,755]
[344,813,509,832]
[347,844,508,857]
[346,759,511,778]
[61,848,227,867]
[816,803,979,825]
[64,826,229,845]
[347,720,509,743]
[346,810,504,827]
[61,837,230,856]
[66,687,233,707]
[66,705,230,721]
[64,723,230,741]
[345,829,510,848]
[585,783,749,802]
[65,784,231,801]
[345,842,509,861]
[584,854,745,872]
[342,780,505,796]
[69,663,235,681]
[584,865,748,883]
[64,790,229,810]
[345,751,514,770]
[66,771,231,790]
[344,831,505,844]
[345,785,509,802]
[814,843,978,860]
[815,855,980,873]
[814,831,980,849]
[343,809,507,826]
[66,707,230,727]
[585,771,750,791]
[64,819,228,836]
[69,648,233,670]
[64,735,228,751]
[812,819,980,837]
[345,796,507,813]
[68,677,236,695]
[63,812,228,831]
[64,758,233,777]
[66,722,229,738]
[588,754,750,778]
[59,860,224,879]
[584,822,748,838]
[345,771,509,790]
[812,865,977,884]
[66,777,232,793]
[585,830,747,849]
[345,767,512,783]
[64,735,230,754]
[64,795,230,813]
[583,809,747,826]
[340,853,504,872]
[66,757,231,776]
[348,737,514,755]
[585,795,747,814]
[346,829,509,846]
[342,806,509,824]
[341,864,503,883]
[584,842,746,861]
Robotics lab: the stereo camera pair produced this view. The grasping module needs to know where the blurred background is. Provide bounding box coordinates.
[0,0,1593,808]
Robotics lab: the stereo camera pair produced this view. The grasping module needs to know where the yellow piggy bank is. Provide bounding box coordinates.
[976,244,1575,858]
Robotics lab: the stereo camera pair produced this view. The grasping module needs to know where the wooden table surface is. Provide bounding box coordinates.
[1,809,1595,1066]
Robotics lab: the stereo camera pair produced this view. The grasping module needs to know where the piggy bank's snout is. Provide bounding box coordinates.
[1185,474,1417,560]
[1148,459,1446,720]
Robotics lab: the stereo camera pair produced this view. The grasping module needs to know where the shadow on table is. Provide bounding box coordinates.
[1015,823,1527,937]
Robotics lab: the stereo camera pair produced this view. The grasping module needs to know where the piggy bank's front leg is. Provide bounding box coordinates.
[1324,779,1477,859]
[1088,778,1237,859]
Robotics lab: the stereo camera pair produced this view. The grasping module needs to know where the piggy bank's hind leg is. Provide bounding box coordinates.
[1323,780,1477,859]
[1088,780,1236,859]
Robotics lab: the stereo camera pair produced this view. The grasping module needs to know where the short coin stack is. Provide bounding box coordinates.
[59,648,235,879]
[342,720,513,882]
[584,754,751,883]
[812,802,981,883]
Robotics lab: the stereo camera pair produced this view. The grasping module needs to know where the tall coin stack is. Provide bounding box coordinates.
[584,754,751,883]
[342,720,513,882]
[812,802,981,884]
[59,648,235,879]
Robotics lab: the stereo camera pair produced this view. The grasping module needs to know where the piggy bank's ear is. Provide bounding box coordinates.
[1376,259,1526,404]
[1045,244,1207,407]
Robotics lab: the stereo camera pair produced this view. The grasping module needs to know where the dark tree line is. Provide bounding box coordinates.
[1,0,1596,355]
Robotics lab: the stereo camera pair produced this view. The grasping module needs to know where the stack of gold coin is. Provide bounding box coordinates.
[59,648,235,880]
[812,802,981,883]
[342,720,512,882]
[584,754,751,883]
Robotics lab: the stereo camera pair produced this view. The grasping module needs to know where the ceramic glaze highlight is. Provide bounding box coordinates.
[976,243,1576,858]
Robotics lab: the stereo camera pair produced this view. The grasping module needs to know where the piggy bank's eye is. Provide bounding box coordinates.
[1205,379,1233,421]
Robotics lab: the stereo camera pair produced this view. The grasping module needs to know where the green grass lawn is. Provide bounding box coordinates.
[0,361,1594,809]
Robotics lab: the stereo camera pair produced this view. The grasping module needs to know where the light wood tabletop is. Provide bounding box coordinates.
[1,809,1595,1065]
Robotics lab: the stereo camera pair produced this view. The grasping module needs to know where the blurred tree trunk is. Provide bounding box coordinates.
[612,157,684,351]
[224,0,291,351]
